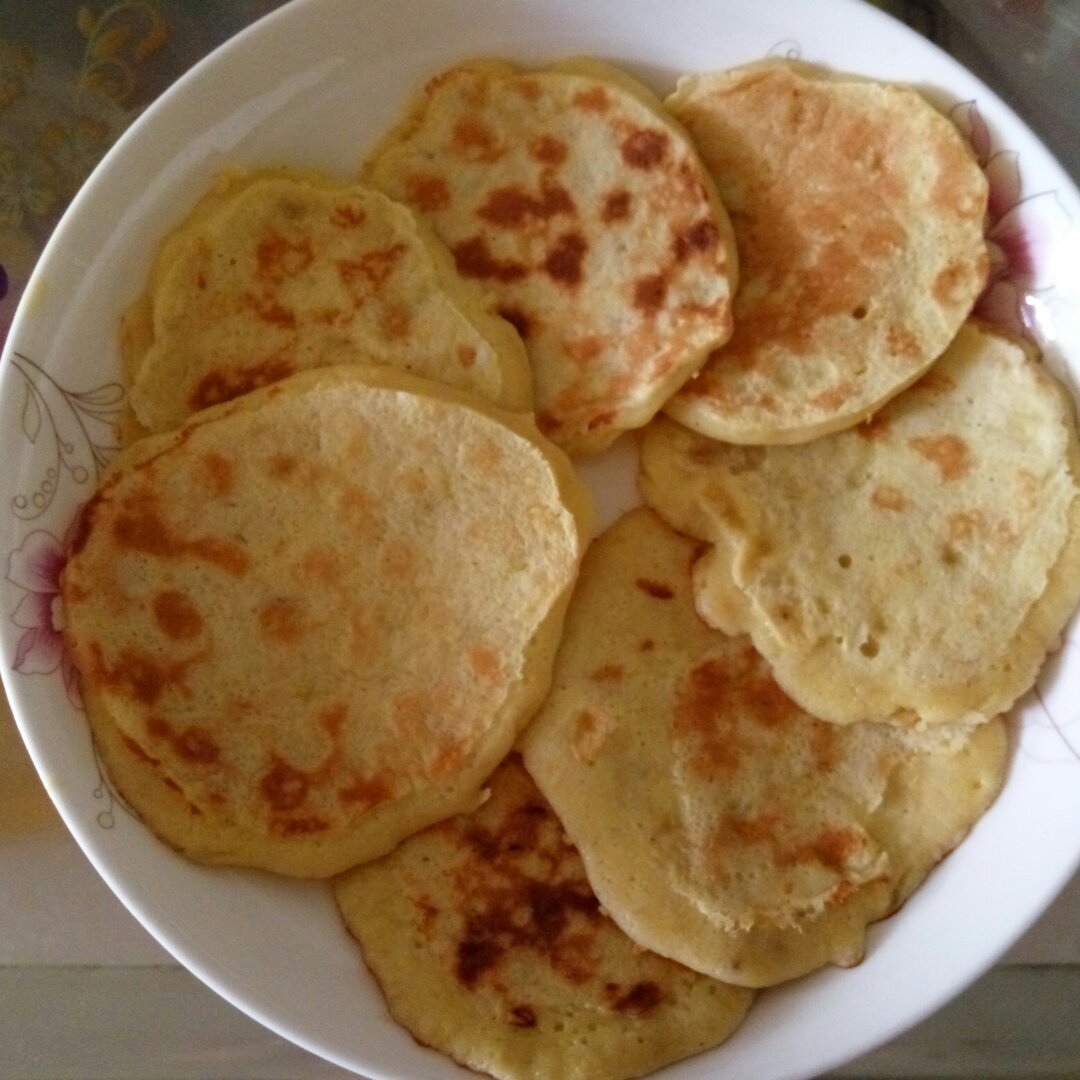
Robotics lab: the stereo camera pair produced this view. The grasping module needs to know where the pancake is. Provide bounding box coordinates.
[520,508,1008,987]
[123,167,532,436]
[334,755,754,1080]
[641,321,1080,727]
[363,58,737,455]
[60,364,592,878]
[663,59,990,444]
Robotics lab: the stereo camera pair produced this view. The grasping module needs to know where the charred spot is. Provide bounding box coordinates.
[497,305,535,339]
[529,135,568,165]
[635,577,674,599]
[639,638,656,652]
[66,497,101,559]
[255,231,314,285]
[633,273,668,314]
[601,189,632,223]
[176,726,220,765]
[456,936,505,989]
[543,231,588,287]
[509,1004,538,1028]
[404,172,452,212]
[113,500,250,576]
[573,86,610,112]
[452,237,528,283]
[450,118,503,162]
[535,410,561,435]
[478,181,575,230]
[190,358,295,412]
[620,128,669,169]
[605,980,664,1016]
[673,218,720,262]
[330,202,367,228]
[152,590,203,641]
[260,759,309,812]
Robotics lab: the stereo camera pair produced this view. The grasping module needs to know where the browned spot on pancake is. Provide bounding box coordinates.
[589,663,624,682]
[529,135,568,165]
[198,451,235,498]
[121,734,159,765]
[544,231,587,286]
[152,590,203,640]
[264,453,296,479]
[337,243,408,299]
[932,260,973,306]
[535,410,561,435]
[255,231,314,285]
[509,1005,538,1028]
[812,381,857,412]
[621,128,669,169]
[452,237,528,283]
[469,645,502,683]
[605,981,664,1015]
[640,638,655,652]
[241,293,296,330]
[674,652,799,778]
[144,716,220,765]
[673,218,720,262]
[587,410,616,431]
[258,597,306,644]
[886,324,922,362]
[910,434,972,480]
[778,826,864,874]
[338,770,393,810]
[573,86,610,112]
[113,498,250,576]
[278,815,330,836]
[261,758,309,812]
[918,369,957,394]
[478,181,575,230]
[190,357,295,412]
[857,413,891,440]
[635,577,674,599]
[379,302,412,341]
[810,721,837,772]
[88,646,193,707]
[512,78,541,102]
[872,485,908,512]
[404,172,452,212]
[601,189,631,222]
[296,546,340,585]
[330,201,367,228]
[451,118,503,162]
[497,305,534,338]
[633,273,668,314]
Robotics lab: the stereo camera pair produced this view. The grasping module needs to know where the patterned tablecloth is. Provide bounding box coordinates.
[0,1,287,348]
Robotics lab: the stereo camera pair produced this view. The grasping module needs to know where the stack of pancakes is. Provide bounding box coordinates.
[60,54,1080,1080]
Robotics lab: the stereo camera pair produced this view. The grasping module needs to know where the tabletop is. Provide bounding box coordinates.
[2,2,1079,1078]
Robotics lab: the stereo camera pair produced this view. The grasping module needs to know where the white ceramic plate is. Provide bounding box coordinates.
[3,1,1080,1077]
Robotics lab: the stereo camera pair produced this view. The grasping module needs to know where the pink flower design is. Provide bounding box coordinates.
[951,100,1062,340]
[6,511,83,708]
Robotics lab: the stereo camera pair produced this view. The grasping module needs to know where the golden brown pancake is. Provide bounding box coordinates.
[641,322,1080,727]
[520,508,1008,987]
[663,59,990,444]
[123,167,532,436]
[364,58,737,455]
[334,755,754,1079]
[61,364,592,877]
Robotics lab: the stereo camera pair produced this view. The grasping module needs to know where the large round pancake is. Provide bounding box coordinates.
[60,364,592,878]
[334,755,754,1080]
[640,321,1080,727]
[122,167,532,436]
[363,58,737,455]
[663,60,990,444]
[520,508,1008,987]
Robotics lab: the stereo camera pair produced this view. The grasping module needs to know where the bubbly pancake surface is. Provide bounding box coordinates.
[334,755,753,1080]
[663,60,990,444]
[520,508,1008,987]
[61,364,591,877]
[641,322,1080,727]
[364,58,737,455]
[123,168,532,435]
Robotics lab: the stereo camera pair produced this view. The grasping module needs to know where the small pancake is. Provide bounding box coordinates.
[663,60,990,444]
[123,167,532,436]
[60,364,591,877]
[641,322,1080,727]
[364,58,737,455]
[334,755,754,1080]
[520,508,1008,987]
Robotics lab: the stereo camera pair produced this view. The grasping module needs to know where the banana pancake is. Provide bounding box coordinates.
[122,167,532,436]
[520,508,1008,987]
[334,755,754,1080]
[60,364,591,878]
[641,322,1080,727]
[364,58,737,455]
[663,59,990,444]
